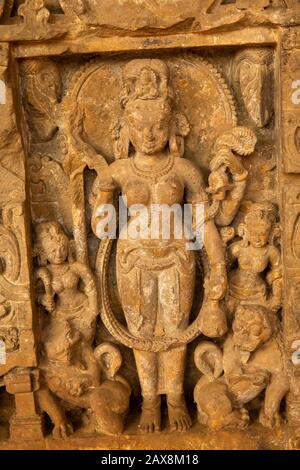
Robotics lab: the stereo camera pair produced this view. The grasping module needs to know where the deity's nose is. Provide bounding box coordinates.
[144,127,154,141]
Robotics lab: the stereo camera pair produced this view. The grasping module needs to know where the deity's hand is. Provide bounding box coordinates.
[211,153,247,182]
[92,205,114,239]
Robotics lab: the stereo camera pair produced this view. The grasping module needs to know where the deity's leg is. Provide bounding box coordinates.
[158,265,195,432]
[163,347,192,432]
[117,265,157,337]
[117,264,161,432]
[134,349,161,433]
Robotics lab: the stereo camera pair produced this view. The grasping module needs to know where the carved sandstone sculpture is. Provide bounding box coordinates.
[225,202,282,317]
[233,48,274,128]
[91,59,229,433]
[34,221,98,344]
[207,126,257,227]
[37,319,131,436]
[34,221,131,436]
[1,0,300,449]
[194,304,289,431]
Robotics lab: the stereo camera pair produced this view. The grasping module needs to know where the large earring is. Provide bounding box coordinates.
[169,135,184,158]
[169,112,190,158]
[113,122,130,159]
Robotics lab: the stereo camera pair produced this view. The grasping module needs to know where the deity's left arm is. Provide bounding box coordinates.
[216,177,248,227]
[183,159,227,300]
[203,218,227,300]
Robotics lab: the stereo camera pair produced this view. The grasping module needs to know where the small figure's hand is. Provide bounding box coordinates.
[41,294,55,313]
[266,296,282,314]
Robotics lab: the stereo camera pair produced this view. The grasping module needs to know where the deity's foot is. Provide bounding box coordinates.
[167,394,192,432]
[139,396,161,434]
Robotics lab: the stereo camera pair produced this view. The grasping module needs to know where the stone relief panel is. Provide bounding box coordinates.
[15,45,286,441]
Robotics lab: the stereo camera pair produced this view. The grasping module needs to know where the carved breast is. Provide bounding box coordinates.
[238,249,269,273]
[123,181,150,207]
[51,268,79,293]
[152,176,184,205]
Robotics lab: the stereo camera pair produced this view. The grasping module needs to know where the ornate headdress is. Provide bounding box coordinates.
[120,59,173,108]
[114,59,190,159]
[244,202,277,230]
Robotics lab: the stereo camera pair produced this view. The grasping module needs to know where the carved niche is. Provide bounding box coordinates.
[0,0,299,452]
[12,41,286,443]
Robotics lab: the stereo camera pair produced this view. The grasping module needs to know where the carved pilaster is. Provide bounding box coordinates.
[281,28,300,426]
[0,43,38,441]
[5,368,43,441]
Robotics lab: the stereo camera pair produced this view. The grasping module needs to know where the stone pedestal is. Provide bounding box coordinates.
[5,368,43,441]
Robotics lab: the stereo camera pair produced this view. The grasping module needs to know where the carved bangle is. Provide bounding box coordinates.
[232,170,248,182]
[210,262,226,269]
[85,282,95,294]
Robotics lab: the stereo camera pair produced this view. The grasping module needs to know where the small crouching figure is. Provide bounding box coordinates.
[36,320,131,437]
[194,304,289,431]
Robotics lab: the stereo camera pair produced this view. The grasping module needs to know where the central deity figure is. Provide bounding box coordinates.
[91,59,227,433]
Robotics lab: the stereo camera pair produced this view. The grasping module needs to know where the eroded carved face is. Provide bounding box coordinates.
[246,223,271,248]
[125,98,171,155]
[233,308,272,352]
[38,223,69,265]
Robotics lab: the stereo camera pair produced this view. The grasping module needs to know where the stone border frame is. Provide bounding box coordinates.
[1,12,300,447]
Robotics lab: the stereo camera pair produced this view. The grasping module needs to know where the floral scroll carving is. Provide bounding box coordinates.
[233,48,274,128]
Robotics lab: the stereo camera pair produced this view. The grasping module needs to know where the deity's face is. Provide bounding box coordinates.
[246,222,271,248]
[125,98,171,155]
[233,309,272,352]
[39,223,69,265]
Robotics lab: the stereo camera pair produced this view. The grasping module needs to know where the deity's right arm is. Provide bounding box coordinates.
[91,163,119,239]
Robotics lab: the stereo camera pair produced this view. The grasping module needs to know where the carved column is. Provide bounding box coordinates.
[5,368,43,440]
[281,27,300,426]
[0,43,42,439]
